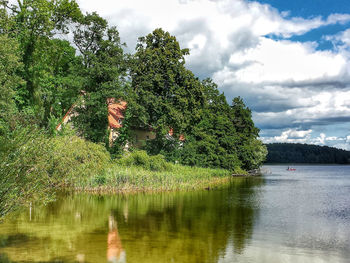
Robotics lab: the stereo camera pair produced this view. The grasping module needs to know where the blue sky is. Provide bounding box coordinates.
[75,0,350,150]
[254,0,350,18]
[258,0,350,50]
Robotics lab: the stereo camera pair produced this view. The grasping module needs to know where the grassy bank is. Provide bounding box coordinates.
[1,131,243,218]
[78,164,232,192]
[72,151,234,192]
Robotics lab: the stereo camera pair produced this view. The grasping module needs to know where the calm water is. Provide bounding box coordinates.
[0,165,350,263]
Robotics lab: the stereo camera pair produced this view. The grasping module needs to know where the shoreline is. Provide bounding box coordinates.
[63,167,262,194]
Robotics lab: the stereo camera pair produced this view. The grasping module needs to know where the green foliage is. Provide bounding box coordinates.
[0,34,23,129]
[130,28,204,136]
[266,143,350,164]
[50,135,111,186]
[231,96,259,137]
[232,166,248,176]
[2,0,83,120]
[169,79,264,171]
[0,0,266,219]
[0,123,110,218]
[72,12,128,143]
[87,156,231,191]
[243,139,268,169]
[129,29,266,171]
[0,126,54,218]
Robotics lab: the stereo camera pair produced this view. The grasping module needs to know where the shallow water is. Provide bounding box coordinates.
[0,165,349,263]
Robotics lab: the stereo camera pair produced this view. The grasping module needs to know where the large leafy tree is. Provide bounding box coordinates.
[178,79,241,170]
[72,12,128,144]
[0,34,22,121]
[231,96,259,138]
[230,96,265,169]
[130,28,204,140]
[1,0,82,123]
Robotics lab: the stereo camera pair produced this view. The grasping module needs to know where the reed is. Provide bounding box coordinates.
[79,164,232,192]
[69,151,235,192]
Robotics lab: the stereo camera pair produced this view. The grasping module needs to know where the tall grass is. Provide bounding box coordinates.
[0,127,110,218]
[75,151,233,192]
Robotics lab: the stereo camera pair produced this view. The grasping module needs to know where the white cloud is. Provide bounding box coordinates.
[346,136,350,143]
[316,133,326,144]
[325,28,350,56]
[326,13,350,25]
[262,128,312,144]
[253,89,350,130]
[220,38,346,83]
[77,0,350,53]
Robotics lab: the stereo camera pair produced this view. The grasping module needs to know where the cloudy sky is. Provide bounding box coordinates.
[77,0,350,150]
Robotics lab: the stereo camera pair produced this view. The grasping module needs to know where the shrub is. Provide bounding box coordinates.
[50,135,111,186]
[0,127,55,218]
[0,125,111,218]
[118,150,172,172]
[149,154,172,171]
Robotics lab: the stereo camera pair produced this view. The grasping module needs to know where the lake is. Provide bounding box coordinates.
[0,165,349,262]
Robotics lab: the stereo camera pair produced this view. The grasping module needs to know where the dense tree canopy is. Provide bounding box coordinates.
[0,34,22,122]
[1,1,266,172]
[129,29,266,170]
[1,0,82,121]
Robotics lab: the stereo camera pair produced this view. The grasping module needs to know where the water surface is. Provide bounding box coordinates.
[0,165,349,262]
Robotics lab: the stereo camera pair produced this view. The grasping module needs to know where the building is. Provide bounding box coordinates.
[57,97,184,147]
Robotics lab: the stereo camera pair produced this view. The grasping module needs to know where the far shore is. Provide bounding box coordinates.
[263,163,350,165]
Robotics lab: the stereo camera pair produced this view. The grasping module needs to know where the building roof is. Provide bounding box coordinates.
[107,99,127,129]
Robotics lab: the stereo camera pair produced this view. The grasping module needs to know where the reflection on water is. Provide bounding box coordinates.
[0,177,262,262]
[107,216,125,263]
[1,166,350,262]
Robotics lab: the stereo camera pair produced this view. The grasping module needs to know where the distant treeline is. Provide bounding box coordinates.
[265,143,350,164]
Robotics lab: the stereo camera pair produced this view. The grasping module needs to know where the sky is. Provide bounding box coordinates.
[75,0,350,150]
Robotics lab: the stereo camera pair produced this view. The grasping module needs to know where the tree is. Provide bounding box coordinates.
[266,143,350,164]
[1,0,82,122]
[230,96,262,169]
[130,29,266,171]
[0,33,24,137]
[231,96,259,138]
[72,12,128,144]
[177,79,241,170]
[130,28,204,142]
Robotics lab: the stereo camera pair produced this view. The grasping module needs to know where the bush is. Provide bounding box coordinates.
[0,127,54,218]
[149,154,172,171]
[118,150,172,172]
[50,135,111,186]
[0,125,111,218]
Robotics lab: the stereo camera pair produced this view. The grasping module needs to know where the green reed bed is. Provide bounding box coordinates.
[74,151,233,192]
[80,165,232,192]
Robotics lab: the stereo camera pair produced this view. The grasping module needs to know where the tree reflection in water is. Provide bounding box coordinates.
[0,177,264,263]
